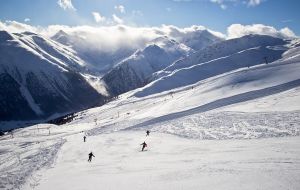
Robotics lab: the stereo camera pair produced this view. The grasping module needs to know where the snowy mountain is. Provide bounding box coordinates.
[142,35,289,96]
[1,32,300,190]
[176,29,223,51]
[51,30,135,74]
[155,34,287,78]
[102,36,192,96]
[50,28,223,75]
[0,30,106,121]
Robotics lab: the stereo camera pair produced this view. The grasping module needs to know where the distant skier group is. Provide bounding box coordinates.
[141,130,150,151]
[83,130,151,162]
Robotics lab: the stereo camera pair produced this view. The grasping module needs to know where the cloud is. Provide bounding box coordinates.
[220,4,227,9]
[41,24,226,53]
[92,12,106,23]
[280,27,296,38]
[24,18,30,22]
[112,14,123,24]
[114,5,125,13]
[160,24,226,40]
[227,24,297,39]
[0,20,37,33]
[247,0,262,7]
[57,0,76,11]
[1,20,297,55]
[175,0,265,9]
[210,0,227,10]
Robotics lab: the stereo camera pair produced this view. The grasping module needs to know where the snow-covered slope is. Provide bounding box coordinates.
[154,34,287,79]
[102,36,192,96]
[0,30,105,121]
[59,45,300,137]
[1,38,300,190]
[1,29,300,190]
[139,35,289,96]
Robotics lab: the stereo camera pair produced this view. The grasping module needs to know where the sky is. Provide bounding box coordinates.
[0,0,299,38]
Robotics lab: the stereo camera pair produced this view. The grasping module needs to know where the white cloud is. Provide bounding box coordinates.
[248,0,262,7]
[175,0,264,8]
[1,20,297,55]
[24,18,30,22]
[160,24,226,40]
[220,4,227,9]
[0,20,37,33]
[112,14,124,24]
[227,24,297,39]
[114,5,125,13]
[92,12,106,23]
[280,27,296,38]
[57,0,76,11]
[41,24,226,53]
[210,0,227,10]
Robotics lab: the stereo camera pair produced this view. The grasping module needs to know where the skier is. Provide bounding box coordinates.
[88,152,95,162]
[141,141,147,151]
[146,130,150,136]
[83,136,86,142]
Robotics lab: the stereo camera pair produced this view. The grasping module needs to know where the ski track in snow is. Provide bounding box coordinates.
[1,109,300,190]
[21,132,300,190]
[1,34,300,189]
[0,126,67,190]
[85,110,300,140]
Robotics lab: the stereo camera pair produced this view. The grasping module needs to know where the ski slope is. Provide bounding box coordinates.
[1,73,300,190]
[1,35,300,190]
[25,132,300,190]
[1,129,299,190]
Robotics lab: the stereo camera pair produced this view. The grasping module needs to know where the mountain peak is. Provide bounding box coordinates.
[0,30,14,42]
[51,30,71,45]
[55,29,68,36]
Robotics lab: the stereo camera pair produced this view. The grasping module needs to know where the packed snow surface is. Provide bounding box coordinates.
[19,132,299,190]
[1,128,299,190]
[1,35,300,190]
[1,82,300,189]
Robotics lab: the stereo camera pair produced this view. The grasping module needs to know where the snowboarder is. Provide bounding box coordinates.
[146,130,150,136]
[83,136,86,142]
[88,152,95,162]
[141,141,147,151]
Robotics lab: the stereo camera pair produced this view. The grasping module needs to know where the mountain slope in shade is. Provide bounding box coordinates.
[102,36,192,96]
[0,30,105,121]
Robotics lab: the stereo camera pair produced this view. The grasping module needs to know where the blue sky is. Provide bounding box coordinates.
[0,0,299,35]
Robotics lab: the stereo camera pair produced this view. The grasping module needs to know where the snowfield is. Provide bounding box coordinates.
[2,130,299,190]
[1,88,300,190]
[1,35,300,190]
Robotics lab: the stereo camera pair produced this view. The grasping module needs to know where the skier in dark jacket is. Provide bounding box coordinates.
[88,152,95,162]
[141,141,147,151]
[146,130,150,136]
[83,136,86,142]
